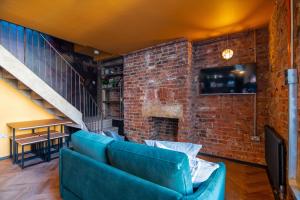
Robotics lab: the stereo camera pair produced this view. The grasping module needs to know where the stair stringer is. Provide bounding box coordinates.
[0,45,87,130]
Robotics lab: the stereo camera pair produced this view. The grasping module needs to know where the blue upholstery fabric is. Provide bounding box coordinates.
[107,140,193,195]
[104,130,125,141]
[61,188,81,200]
[60,148,183,200]
[71,130,113,163]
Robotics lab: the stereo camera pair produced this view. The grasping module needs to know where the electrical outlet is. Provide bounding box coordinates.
[250,135,260,142]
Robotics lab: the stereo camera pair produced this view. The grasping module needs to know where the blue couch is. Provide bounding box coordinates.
[59,130,226,200]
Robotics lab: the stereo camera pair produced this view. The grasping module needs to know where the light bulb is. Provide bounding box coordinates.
[222,48,234,60]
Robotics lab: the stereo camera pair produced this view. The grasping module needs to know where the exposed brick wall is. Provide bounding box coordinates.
[268,0,290,143]
[124,29,269,164]
[191,28,269,164]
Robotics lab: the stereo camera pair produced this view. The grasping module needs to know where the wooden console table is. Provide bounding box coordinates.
[7,119,72,168]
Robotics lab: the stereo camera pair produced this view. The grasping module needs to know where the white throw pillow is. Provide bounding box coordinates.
[145,140,202,158]
[151,141,219,187]
[189,157,219,188]
[144,140,156,147]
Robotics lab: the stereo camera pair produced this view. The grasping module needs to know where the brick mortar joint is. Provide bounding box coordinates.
[124,38,190,56]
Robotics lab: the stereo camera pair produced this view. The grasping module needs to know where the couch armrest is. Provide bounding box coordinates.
[59,148,183,200]
[183,162,226,200]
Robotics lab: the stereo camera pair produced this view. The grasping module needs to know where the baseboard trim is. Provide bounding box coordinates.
[198,152,267,169]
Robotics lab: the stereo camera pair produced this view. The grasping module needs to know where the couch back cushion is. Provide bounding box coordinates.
[107,141,193,195]
[72,130,113,163]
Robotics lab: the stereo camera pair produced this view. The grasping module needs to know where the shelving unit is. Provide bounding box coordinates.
[100,58,124,121]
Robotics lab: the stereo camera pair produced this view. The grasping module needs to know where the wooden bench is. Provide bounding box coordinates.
[9,130,58,141]
[7,119,73,168]
[14,131,71,168]
[15,136,48,168]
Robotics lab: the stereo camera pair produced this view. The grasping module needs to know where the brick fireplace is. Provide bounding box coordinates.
[123,39,193,142]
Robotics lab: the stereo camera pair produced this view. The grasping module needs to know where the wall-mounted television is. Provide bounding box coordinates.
[199,63,257,94]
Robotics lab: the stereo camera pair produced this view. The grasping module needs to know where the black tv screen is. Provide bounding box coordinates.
[199,63,257,94]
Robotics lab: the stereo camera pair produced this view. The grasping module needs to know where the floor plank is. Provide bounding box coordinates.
[0,155,273,200]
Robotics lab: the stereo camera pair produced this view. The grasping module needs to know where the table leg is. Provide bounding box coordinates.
[62,125,69,147]
[31,129,35,154]
[47,126,50,161]
[9,139,12,158]
[59,137,63,149]
[16,143,18,164]
[12,128,16,164]
[56,139,59,152]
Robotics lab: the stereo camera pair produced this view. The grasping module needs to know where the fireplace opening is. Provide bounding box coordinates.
[150,117,179,141]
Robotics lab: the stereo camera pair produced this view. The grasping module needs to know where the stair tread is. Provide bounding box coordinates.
[17,82,30,90]
[2,70,16,79]
[31,92,42,99]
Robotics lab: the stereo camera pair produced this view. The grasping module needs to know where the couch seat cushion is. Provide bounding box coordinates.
[107,141,193,195]
[72,130,113,163]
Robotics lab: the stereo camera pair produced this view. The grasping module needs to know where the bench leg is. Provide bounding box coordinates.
[42,141,46,160]
[66,136,69,147]
[12,129,16,164]
[9,139,12,159]
[31,143,35,154]
[21,145,24,169]
[16,144,19,164]
[37,142,40,157]
[47,127,50,162]
[56,139,59,152]
[59,138,63,149]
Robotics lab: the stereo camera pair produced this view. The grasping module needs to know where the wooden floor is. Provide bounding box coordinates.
[0,159,60,200]
[200,156,274,200]
[0,156,274,200]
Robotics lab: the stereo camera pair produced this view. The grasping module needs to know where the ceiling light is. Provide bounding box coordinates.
[94,50,100,55]
[222,34,234,60]
[222,49,234,60]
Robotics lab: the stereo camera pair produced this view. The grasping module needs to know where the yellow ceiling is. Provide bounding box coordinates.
[0,0,274,55]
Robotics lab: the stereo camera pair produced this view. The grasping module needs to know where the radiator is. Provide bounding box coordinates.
[265,125,286,198]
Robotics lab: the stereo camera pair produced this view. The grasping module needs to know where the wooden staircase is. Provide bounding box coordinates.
[0,20,121,133]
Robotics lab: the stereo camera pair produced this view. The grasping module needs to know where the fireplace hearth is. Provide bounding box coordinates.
[150,117,179,141]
